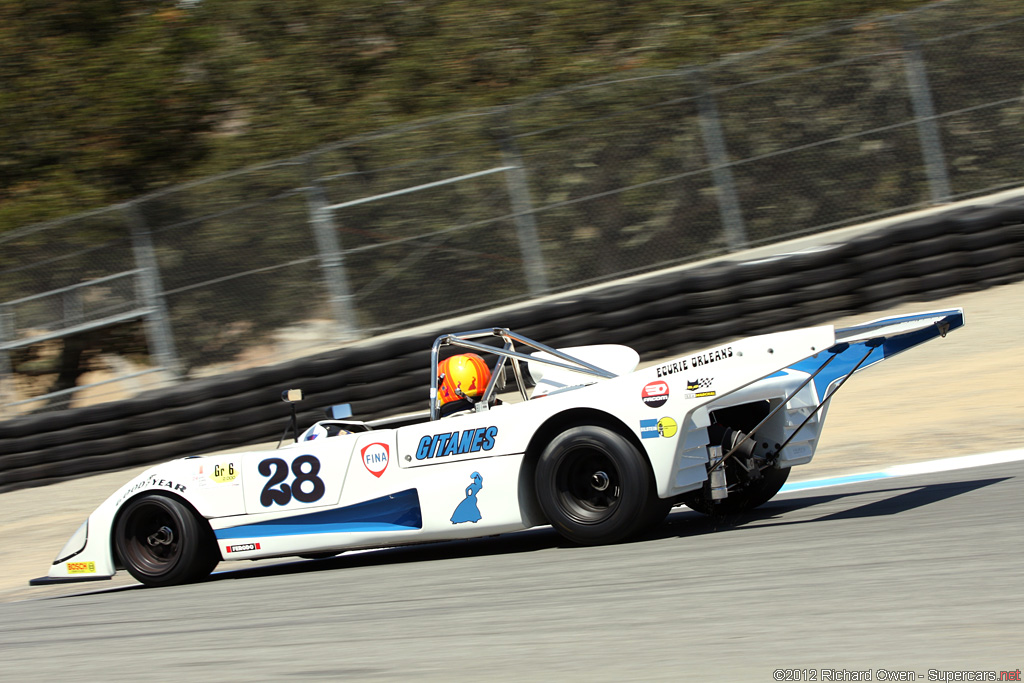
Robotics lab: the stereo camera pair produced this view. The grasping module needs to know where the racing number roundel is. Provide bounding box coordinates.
[642,381,669,408]
[362,443,389,478]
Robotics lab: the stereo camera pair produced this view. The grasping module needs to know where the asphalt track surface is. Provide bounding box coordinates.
[1,456,1021,681]
[2,281,1023,680]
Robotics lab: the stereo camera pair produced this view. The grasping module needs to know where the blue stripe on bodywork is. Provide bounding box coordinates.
[787,309,964,401]
[215,489,423,540]
[788,344,885,402]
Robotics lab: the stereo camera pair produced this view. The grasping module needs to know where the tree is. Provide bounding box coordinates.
[0,0,219,229]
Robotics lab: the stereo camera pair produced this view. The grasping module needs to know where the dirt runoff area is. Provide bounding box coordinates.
[2,279,1022,603]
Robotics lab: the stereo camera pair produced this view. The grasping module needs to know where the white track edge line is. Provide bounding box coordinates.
[780,447,1024,493]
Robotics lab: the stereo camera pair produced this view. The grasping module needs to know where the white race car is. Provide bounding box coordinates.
[32,309,964,587]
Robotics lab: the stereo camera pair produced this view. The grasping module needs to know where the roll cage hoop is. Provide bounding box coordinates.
[429,328,619,421]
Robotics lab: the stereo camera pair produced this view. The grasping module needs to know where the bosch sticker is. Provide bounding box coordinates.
[641,381,669,408]
[67,561,96,574]
[362,443,390,478]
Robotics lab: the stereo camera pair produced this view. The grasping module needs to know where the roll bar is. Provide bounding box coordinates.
[428,328,619,420]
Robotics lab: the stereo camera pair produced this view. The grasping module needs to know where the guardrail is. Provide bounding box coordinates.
[0,199,1021,493]
[5,0,1024,414]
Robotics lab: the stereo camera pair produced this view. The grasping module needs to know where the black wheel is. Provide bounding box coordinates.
[535,425,660,545]
[682,464,791,515]
[114,494,219,587]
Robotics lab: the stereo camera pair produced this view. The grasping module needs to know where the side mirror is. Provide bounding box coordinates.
[278,389,303,448]
[325,403,353,420]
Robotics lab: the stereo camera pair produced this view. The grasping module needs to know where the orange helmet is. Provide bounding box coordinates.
[437,353,491,408]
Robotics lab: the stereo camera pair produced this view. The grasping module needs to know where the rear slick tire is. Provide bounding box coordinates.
[535,425,660,545]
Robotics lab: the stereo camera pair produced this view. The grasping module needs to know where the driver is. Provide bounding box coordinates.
[437,353,492,417]
[302,423,353,440]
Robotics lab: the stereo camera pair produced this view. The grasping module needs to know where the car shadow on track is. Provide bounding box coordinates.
[206,475,1010,585]
[41,529,572,599]
[52,475,1009,595]
[654,476,1010,540]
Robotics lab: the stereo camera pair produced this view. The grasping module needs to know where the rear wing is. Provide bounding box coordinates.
[789,308,965,402]
[705,308,965,479]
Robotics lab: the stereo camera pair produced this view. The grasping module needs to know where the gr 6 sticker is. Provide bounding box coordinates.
[641,381,669,408]
[211,462,238,484]
[362,443,390,478]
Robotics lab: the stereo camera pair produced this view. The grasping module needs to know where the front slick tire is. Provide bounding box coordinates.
[536,425,659,545]
[115,494,219,587]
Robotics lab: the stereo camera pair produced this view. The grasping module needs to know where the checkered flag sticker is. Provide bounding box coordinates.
[686,378,713,391]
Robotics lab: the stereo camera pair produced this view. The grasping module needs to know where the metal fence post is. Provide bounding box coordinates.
[692,68,748,252]
[893,18,952,204]
[0,305,14,407]
[497,117,550,296]
[125,202,181,378]
[303,154,360,341]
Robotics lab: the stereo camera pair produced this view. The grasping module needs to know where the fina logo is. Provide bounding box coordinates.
[361,442,390,478]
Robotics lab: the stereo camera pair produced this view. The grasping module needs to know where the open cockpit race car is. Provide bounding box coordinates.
[32,309,964,587]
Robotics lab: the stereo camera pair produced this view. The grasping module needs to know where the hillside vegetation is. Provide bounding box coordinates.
[0,0,934,232]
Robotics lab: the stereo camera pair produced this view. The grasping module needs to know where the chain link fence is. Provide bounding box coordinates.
[1,0,1023,415]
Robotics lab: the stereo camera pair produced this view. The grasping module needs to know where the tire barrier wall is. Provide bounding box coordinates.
[2,200,1023,493]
